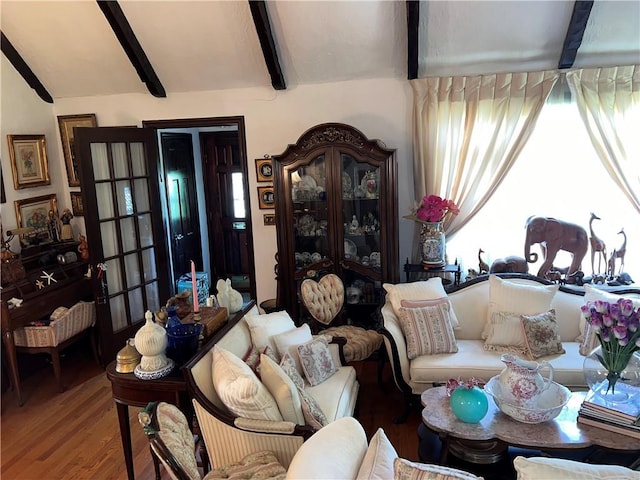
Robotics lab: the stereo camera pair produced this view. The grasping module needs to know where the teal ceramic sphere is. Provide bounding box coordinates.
[450,386,488,423]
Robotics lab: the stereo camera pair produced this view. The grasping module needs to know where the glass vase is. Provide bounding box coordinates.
[449,386,488,423]
[583,346,640,404]
[419,221,446,267]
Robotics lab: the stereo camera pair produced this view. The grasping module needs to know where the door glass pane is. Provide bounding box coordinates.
[106,258,123,292]
[138,214,153,247]
[146,282,160,312]
[112,143,129,178]
[124,253,141,286]
[96,183,115,219]
[116,180,134,216]
[142,248,157,281]
[110,294,127,331]
[100,221,119,257]
[91,143,109,180]
[134,179,150,211]
[121,217,136,252]
[128,288,144,320]
[231,172,245,218]
[130,143,147,176]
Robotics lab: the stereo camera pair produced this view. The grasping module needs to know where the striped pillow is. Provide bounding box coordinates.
[398,299,458,359]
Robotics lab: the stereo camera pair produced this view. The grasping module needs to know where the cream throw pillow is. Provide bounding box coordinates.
[211,345,283,421]
[355,428,398,480]
[484,275,558,339]
[272,323,313,375]
[483,311,529,356]
[513,456,640,479]
[398,299,458,359]
[245,310,296,358]
[259,354,305,425]
[393,458,481,479]
[383,277,460,329]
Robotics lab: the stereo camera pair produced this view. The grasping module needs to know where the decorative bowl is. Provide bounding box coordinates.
[484,376,571,424]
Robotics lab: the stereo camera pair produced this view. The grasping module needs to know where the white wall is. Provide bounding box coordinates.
[1,56,83,252]
[2,66,415,305]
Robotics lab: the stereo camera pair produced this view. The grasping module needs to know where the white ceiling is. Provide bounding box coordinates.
[1,0,639,101]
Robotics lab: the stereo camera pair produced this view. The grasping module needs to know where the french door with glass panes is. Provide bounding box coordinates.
[75,127,170,365]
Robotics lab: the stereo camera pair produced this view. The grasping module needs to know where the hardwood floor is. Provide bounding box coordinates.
[1,344,422,480]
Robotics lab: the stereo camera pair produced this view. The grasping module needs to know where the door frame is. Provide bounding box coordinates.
[142,117,256,301]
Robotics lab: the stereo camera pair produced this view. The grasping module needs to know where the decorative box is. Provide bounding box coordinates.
[176,272,210,307]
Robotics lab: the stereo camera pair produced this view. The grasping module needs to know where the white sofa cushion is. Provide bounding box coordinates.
[305,365,358,421]
[259,354,305,425]
[279,352,328,429]
[483,310,529,356]
[245,310,296,357]
[211,345,283,421]
[484,275,558,338]
[383,277,460,329]
[356,427,398,480]
[272,324,313,374]
[513,456,640,479]
[394,458,481,479]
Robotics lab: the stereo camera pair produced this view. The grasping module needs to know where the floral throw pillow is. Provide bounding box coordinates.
[297,337,337,386]
[520,309,565,359]
[280,353,328,429]
[398,299,458,359]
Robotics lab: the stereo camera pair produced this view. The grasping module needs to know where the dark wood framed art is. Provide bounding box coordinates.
[57,114,97,187]
[70,192,84,216]
[257,186,275,210]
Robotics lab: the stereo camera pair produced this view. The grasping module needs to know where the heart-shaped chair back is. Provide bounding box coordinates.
[300,274,344,325]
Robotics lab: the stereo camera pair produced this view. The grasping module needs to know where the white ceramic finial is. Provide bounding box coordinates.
[134,310,174,379]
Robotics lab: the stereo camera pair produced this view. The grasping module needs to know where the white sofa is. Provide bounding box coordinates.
[380,273,640,422]
[183,301,359,469]
[286,416,640,479]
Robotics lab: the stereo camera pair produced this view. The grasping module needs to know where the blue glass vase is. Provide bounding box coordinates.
[450,387,488,423]
[165,306,181,330]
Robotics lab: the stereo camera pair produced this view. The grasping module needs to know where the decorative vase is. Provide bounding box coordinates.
[165,306,182,330]
[583,347,640,404]
[449,386,489,423]
[419,221,446,267]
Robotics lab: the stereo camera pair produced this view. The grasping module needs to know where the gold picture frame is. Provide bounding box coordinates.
[57,114,97,187]
[7,135,50,189]
[255,158,273,182]
[70,192,84,216]
[257,186,275,210]
[14,194,58,243]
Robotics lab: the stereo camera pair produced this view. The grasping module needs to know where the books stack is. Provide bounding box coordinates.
[577,385,640,439]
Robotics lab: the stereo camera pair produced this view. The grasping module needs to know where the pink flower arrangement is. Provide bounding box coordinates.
[445,377,483,396]
[410,195,459,224]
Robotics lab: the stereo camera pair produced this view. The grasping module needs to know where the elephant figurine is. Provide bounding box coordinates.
[524,216,588,280]
[489,255,529,274]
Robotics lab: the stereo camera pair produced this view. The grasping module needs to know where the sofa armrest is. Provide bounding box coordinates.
[234,417,297,434]
[380,302,412,395]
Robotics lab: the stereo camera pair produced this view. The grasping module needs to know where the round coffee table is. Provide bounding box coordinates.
[421,386,639,465]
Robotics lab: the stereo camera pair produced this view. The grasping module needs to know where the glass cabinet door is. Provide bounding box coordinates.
[290,154,330,272]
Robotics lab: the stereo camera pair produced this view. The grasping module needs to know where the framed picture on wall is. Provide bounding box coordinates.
[70,192,84,216]
[7,135,50,189]
[57,114,97,187]
[255,158,273,182]
[14,194,58,243]
[257,186,275,210]
[263,214,276,226]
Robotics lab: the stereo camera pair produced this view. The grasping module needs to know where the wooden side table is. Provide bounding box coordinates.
[404,259,461,286]
[106,361,193,480]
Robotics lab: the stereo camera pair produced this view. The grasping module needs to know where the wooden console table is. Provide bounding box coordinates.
[404,259,461,286]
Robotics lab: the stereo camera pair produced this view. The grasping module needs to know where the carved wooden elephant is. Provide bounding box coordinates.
[489,256,529,274]
[524,216,588,279]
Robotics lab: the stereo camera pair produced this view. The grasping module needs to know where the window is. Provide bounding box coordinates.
[448,98,639,282]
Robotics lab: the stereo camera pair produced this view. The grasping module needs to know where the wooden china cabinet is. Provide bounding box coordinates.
[273,123,398,326]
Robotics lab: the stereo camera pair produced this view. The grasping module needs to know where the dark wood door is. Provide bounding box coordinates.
[160,132,202,283]
[200,131,253,295]
[75,127,171,364]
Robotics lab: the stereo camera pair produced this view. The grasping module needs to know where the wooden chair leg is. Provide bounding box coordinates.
[50,348,64,392]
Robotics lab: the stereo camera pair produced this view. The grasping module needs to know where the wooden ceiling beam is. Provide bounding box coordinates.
[248,1,286,90]
[97,1,166,97]
[558,0,594,69]
[406,1,419,80]
[1,32,53,103]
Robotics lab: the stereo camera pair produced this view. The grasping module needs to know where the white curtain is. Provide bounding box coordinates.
[566,66,640,215]
[411,71,559,242]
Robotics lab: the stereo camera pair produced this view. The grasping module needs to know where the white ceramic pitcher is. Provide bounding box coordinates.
[498,353,554,406]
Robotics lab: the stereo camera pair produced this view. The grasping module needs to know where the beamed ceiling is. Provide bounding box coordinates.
[1,1,639,103]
